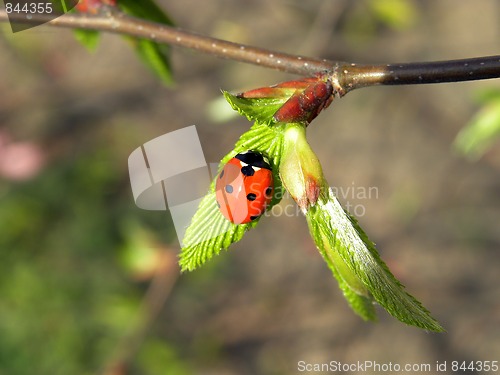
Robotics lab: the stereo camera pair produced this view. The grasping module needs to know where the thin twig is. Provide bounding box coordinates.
[0,8,336,76]
[1,8,499,97]
[337,56,500,94]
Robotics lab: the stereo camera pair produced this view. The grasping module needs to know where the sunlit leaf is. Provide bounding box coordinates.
[308,215,377,321]
[307,187,444,331]
[118,0,175,85]
[129,38,174,86]
[73,0,176,85]
[119,0,175,25]
[179,120,286,271]
[223,91,292,124]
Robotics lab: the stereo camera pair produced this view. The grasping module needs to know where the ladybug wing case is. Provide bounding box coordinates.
[215,156,273,224]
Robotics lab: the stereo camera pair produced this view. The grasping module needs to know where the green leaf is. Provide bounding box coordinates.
[72,0,175,84]
[179,121,286,271]
[454,97,500,160]
[119,0,175,86]
[308,217,377,321]
[119,0,175,25]
[223,91,294,124]
[307,187,444,332]
[180,194,249,272]
[128,38,174,86]
[73,29,100,52]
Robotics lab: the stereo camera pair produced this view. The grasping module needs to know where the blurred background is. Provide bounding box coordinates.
[0,0,499,374]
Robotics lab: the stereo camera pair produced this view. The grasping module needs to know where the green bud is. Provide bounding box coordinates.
[279,123,325,213]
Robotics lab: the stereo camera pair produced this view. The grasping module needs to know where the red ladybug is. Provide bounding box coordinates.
[215,151,274,224]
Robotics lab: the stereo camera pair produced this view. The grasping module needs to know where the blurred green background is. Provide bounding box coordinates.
[0,1,499,374]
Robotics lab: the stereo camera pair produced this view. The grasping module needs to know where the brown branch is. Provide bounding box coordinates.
[0,8,336,76]
[1,8,499,97]
[337,56,500,94]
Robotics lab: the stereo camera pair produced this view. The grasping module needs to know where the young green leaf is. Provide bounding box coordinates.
[72,0,175,85]
[119,0,175,25]
[284,121,443,330]
[118,0,175,85]
[128,38,174,86]
[180,194,250,271]
[307,187,444,332]
[223,91,293,125]
[71,0,174,84]
[179,121,286,271]
[308,216,377,321]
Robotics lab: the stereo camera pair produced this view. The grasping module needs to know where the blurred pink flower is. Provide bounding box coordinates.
[0,131,46,181]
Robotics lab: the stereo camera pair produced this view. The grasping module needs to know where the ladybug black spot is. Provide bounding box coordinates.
[246,193,257,201]
[250,215,259,221]
[265,187,272,196]
[241,165,255,176]
[225,184,233,193]
[219,170,224,179]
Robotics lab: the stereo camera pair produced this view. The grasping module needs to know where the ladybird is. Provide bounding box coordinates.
[215,151,274,224]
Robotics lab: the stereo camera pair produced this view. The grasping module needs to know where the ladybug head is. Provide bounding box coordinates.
[235,151,271,170]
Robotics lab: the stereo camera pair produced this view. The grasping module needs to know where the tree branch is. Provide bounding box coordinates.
[0,8,336,75]
[337,56,500,94]
[1,8,499,96]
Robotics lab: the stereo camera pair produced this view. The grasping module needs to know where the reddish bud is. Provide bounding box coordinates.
[76,0,116,14]
[236,76,334,124]
[237,77,319,99]
[273,80,333,124]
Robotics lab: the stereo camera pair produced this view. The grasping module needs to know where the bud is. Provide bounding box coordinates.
[279,124,325,213]
[237,77,333,124]
[76,0,116,14]
[237,78,316,99]
[273,80,333,124]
